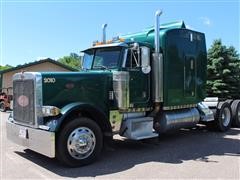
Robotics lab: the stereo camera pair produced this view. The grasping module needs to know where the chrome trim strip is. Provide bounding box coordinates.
[113,71,129,110]
[163,104,197,110]
[119,107,152,113]
[35,73,43,126]
[122,49,128,68]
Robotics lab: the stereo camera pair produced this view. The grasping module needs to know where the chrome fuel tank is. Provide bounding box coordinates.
[156,108,200,133]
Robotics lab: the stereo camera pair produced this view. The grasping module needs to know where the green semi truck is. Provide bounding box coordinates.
[6,11,240,167]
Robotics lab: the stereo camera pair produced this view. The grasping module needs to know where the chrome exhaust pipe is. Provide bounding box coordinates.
[102,23,107,43]
[152,10,163,103]
[154,10,162,53]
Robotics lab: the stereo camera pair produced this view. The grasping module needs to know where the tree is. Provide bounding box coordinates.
[0,64,12,71]
[58,53,82,70]
[206,39,240,99]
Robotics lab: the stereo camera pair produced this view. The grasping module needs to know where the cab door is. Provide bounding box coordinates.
[125,47,151,108]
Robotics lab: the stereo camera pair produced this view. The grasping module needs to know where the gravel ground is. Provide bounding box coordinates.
[1,111,240,179]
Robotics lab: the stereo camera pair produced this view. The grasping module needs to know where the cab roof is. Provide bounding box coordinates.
[82,42,128,52]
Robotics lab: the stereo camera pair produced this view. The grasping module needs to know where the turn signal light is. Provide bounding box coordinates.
[119,38,125,42]
[42,106,61,117]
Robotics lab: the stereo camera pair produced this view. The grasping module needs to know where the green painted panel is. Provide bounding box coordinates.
[163,29,207,106]
[44,22,205,112]
[121,21,186,51]
[129,68,151,107]
[41,71,113,114]
[121,22,207,107]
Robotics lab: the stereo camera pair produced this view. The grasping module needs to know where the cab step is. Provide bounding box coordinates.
[120,116,158,140]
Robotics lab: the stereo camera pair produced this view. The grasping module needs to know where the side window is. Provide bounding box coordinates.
[82,50,94,69]
[125,49,140,68]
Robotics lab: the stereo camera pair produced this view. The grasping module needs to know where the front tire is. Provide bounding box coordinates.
[56,117,103,167]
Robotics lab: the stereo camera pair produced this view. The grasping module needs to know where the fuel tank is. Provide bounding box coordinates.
[155,108,200,133]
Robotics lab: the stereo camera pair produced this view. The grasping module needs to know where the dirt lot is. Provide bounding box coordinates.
[0,111,240,179]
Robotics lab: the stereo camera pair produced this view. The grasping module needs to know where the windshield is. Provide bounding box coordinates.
[82,47,122,70]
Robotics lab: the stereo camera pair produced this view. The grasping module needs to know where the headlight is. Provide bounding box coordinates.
[42,106,61,117]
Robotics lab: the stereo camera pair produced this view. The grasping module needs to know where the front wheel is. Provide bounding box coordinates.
[56,117,103,167]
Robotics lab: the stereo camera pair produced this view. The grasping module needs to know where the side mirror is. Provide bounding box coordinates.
[79,52,84,70]
[141,47,151,74]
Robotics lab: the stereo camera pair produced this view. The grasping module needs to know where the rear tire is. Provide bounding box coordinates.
[56,117,103,167]
[231,100,240,127]
[225,99,233,105]
[214,102,232,132]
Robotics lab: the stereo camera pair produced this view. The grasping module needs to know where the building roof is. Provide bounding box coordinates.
[0,58,78,74]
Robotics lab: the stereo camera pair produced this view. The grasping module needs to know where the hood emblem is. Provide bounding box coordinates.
[17,95,29,107]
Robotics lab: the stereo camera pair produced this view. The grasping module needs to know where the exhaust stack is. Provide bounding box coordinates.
[154,10,162,53]
[152,10,163,103]
[102,23,107,43]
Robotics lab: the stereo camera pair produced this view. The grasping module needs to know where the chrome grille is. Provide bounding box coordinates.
[13,79,35,125]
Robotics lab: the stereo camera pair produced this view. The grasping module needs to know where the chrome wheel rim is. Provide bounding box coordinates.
[67,127,96,160]
[0,102,4,111]
[222,108,231,127]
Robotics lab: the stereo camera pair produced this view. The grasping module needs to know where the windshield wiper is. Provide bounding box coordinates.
[94,65,110,70]
[82,68,90,71]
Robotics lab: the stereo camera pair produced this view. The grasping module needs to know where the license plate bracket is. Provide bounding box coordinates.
[19,128,28,139]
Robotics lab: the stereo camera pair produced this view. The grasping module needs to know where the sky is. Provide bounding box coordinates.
[0,0,239,66]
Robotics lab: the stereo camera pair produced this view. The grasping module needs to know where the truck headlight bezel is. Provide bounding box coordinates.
[42,106,61,117]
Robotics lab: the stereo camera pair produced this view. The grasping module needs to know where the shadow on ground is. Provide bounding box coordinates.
[15,126,240,178]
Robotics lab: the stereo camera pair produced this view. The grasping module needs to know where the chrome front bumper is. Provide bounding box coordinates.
[6,120,55,158]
